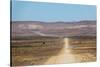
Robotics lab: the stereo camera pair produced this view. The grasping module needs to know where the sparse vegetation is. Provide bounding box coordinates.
[11,36,96,66]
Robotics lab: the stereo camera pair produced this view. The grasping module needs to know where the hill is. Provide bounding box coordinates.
[11,20,96,37]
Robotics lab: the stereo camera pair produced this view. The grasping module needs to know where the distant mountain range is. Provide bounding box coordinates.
[11,20,96,37]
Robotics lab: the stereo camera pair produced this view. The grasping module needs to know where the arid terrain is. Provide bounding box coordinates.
[12,20,96,37]
[11,36,96,66]
[11,21,96,66]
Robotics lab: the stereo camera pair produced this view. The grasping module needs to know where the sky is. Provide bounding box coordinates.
[12,1,96,22]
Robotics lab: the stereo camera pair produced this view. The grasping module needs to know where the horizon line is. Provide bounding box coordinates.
[11,20,96,23]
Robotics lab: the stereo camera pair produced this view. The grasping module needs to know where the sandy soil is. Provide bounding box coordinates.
[44,38,80,64]
[44,38,96,64]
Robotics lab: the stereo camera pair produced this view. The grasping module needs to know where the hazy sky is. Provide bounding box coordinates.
[12,1,96,22]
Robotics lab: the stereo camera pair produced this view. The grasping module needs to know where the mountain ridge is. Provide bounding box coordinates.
[11,20,96,37]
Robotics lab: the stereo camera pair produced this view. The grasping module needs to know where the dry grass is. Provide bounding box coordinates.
[11,36,96,66]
